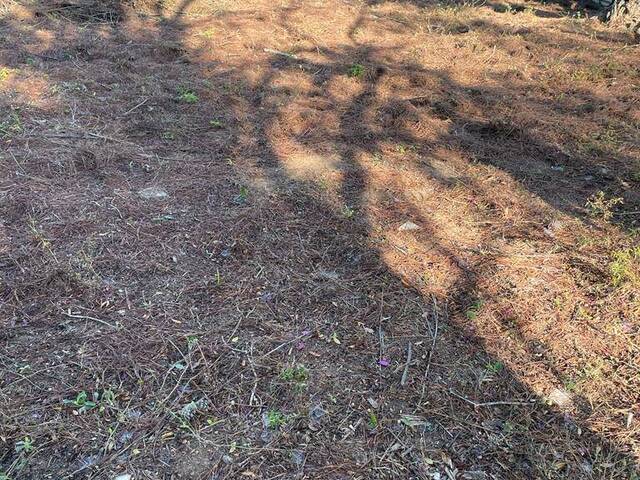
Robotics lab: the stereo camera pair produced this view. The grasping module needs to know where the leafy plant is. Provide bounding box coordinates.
[63,391,96,411]
[280,365,309,391]
[0,111,22,138]
[187,335,199,350]
[586,191,623,220]
[367,410,379,429]
[15,436,33,454]
[235,185,249,204]
[610,246,640,287]
[341,205,355,218]
[396,143,417,155]
[200,28,215,39]
[485,360,504,374]
[280,365,308,383]
[347,63,365,78]
[0,67,10,82]
[63,390,114,413]
[265,409,286,429]
[99,389,116,413]
[177,87,198,103]
[209,119,224,128]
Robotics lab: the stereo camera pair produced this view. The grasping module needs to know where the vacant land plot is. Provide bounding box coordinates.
[1,0,639,478]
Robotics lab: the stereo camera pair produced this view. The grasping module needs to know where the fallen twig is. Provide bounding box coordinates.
[62,309,119,329]
[263,48,299,59]
[400,342,412,386]
[448,389,533,408]
[261,331,310,358]
[122,97,149,116]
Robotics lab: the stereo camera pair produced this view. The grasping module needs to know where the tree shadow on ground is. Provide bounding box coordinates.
[0,1,638,478]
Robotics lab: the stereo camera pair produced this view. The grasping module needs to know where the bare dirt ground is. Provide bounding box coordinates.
[1,0,639,478]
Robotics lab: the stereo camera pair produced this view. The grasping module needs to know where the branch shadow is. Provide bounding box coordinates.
[0,1,638,478]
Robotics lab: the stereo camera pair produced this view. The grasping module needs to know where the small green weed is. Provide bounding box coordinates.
[51,81,87,94]
[280,365,309,383]
[586,191,623,221]
[580,124,623,155]
[571,61,623,82]
[63,389,115,414]
[280,365,309,391]
[222,81,244,95]
[209,119,224,128]
[265,409,286,429]
[341,205,355,218]
[235,185,249,204]
[347,63,365,78]
[177,87,198,103]
[200,28,215,39]
[395,143,418,155]
[562,376,578,392]
[465,299,483,320]
[63,391,97,412]
[485,360,504,374]
[610,246,640,287]
[0,67,10,82]
[0,111,22,138]
[27,217,55,259]
[15,436,33,454]
[367,410,379,429]
[187,335,199,350]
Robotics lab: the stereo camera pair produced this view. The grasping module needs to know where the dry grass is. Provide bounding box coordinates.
[0,0,639,478]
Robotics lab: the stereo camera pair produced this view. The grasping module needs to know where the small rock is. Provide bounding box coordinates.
[138,186,168,200]
[260,291,275,303]
[547,388,572,408]
[550,165,565,172]
[113,475,132,480]
[309,404,326,422]
[398,221,421,231]
[308,404,326,430]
